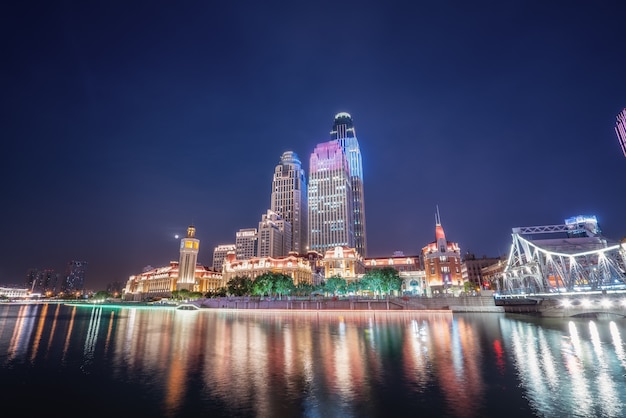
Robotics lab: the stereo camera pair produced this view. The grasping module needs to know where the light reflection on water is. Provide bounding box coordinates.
[1,304,626,417]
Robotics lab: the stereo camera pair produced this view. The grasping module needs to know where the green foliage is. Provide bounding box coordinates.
[172,289,191,301]
[293,282,315,296]
[362,267,403,296]
[252,273,275,297]
[251,273,295,299]
[205,288,227,298]
[227,276,253,296]
[92,290,112,301]
[324,276,347,296]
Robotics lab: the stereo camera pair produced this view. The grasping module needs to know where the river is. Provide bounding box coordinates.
[1,302,625,417]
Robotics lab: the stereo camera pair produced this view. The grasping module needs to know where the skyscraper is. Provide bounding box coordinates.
[257,209,292,258]
[63,261,87,294]
[330,112,367,257]
[308,140,354,254]
[270,151,307,253]
[177,225,199,291]
[615,108,626,158]
[212,244,236,272]
[235,228,258,260]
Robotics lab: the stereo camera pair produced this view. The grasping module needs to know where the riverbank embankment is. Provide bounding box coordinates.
[196,295,503,313]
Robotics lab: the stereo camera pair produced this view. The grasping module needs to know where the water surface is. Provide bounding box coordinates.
[1,303,625,417]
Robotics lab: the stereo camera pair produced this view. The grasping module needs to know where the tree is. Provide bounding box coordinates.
[378,267,403,296]
[324,276,347,296]
[273,274,295,299]
[294,282,315,297]
[92,290,112,301]
[227,275,253,296]
[252,273,275,298]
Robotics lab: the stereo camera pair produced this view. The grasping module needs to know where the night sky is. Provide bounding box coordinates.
[2,1,625,290]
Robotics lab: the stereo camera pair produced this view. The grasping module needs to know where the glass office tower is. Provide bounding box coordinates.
[270,151,307,254]
[308,140,354,254]
[330,112,367,257]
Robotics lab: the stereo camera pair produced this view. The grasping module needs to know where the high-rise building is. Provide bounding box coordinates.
[308,140,354,254]
[212,244,236,272]
[177,225,199,291]
[63,261,87,294]
[271,151,307,254]
[615,108,626,157]
[235,228,258,260]
[26,268,58,295]
[330,112,367,257]
[257,209,292,258]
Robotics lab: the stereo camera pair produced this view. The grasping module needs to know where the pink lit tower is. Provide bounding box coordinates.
[616,108,626,158]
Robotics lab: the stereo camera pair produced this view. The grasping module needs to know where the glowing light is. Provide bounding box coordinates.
[175,235,179,239]
[561,299,572,308]
[601,299,612,309]
[581,298,591,308]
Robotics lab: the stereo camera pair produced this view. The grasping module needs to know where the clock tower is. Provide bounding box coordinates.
[177,225,199,291]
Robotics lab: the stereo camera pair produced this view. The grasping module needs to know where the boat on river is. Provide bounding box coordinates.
[176,303,201,311]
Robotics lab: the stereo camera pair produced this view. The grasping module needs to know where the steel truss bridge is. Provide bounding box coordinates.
[501,223,626,295]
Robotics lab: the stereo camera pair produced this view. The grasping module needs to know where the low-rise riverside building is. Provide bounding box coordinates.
[321,246,365,283]
[123,261,223,301]
[422,212,464,295]
[364,252,426,295]
[222,251,313,286]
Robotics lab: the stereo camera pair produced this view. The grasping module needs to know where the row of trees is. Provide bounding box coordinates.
[215,267,403,299]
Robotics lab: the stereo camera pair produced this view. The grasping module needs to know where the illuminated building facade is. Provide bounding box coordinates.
[177,225,199,291]
[271,151,307,254]
[616,107,626,157]
[364,252,426,295]
[330,112,367,257]
[422,210,463,295]
[308,140,354,254]
[236,228,258,260]
[320,246,365,284]
[123,261,223,301]
[258,209,292,258]
[62,260,87,294]
[222,251,313,286]
[26,268,59,295]
[461,253,502,291]
[213,244,236,272]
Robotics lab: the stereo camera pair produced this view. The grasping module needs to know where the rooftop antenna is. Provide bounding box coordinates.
[435,205,441,225]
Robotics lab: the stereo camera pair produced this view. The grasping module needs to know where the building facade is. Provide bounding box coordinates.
[123,261,223,301]
[616,107,626,158]
[320,246,365,284]
[422,211,463,295]
[271,151,307,254]
[236,228,258,260]
[212,244,236,272]
[222,251,313,286]
[257,209,292,258]
[177,225,199,291]
[364,253,426,295]
[308,140,354,254]
[462,253,502,291]
[330,112,367,257]
[62,260,87,294]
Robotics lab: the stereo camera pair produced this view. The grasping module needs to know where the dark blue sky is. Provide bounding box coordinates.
[2,1,625,290]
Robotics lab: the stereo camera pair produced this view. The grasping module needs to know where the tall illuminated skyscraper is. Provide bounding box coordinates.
[271,151,307,253]
[177,225,199,291]
[63,261,87,293]
[615,108,626,157]
[330,112,367,257]
[308,140,354,254]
